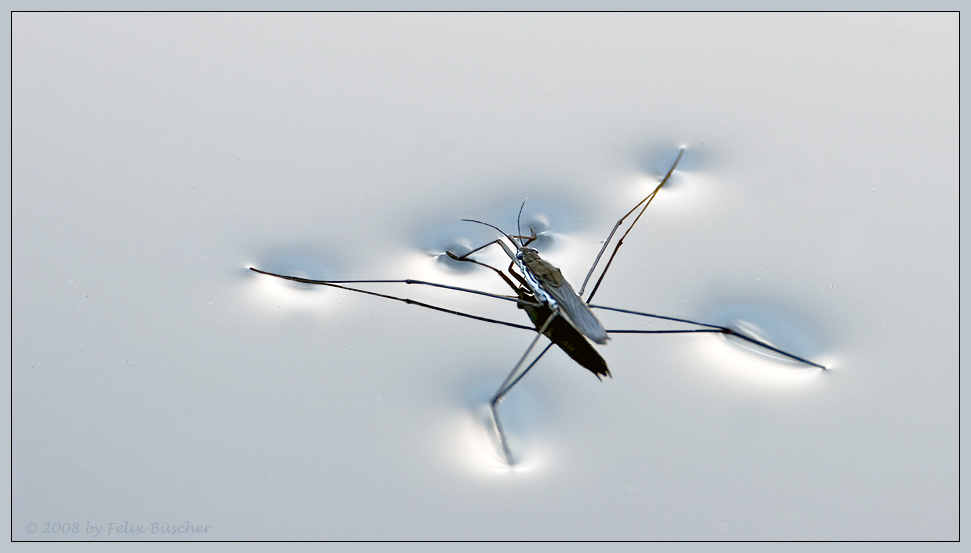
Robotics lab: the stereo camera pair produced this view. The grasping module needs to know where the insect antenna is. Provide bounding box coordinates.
[516,199,527,247]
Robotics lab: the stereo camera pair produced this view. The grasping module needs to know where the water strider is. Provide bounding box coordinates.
[250,148,825,465]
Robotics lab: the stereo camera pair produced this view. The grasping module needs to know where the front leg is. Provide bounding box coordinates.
[515,226,539,248]
[448,238,506,261]
[445,250,541,308]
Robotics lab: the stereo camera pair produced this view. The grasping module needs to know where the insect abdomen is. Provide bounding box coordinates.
[522,303,611,380]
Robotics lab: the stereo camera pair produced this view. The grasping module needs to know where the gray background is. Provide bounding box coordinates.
[12,12,957,540]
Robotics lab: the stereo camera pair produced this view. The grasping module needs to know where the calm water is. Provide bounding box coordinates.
[13,13,957,539]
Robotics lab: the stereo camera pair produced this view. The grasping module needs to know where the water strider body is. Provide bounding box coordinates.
[250,147,825,466]
[447,210,612,384]
[517,246,610,346]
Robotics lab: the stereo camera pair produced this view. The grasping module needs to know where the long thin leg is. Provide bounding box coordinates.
[590,303,722,329]
[492,341,556,405]
[491,342,554,467]
[250,267,527,305]
[447,248,538,305]
[591,303,826,369]
[445,251,541,307]
[490,313,558,465]
[609,328,825,369]
[451,237,507,260]
[250,268,534,331]
[450,232,541,262]
[578,148,685,300]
